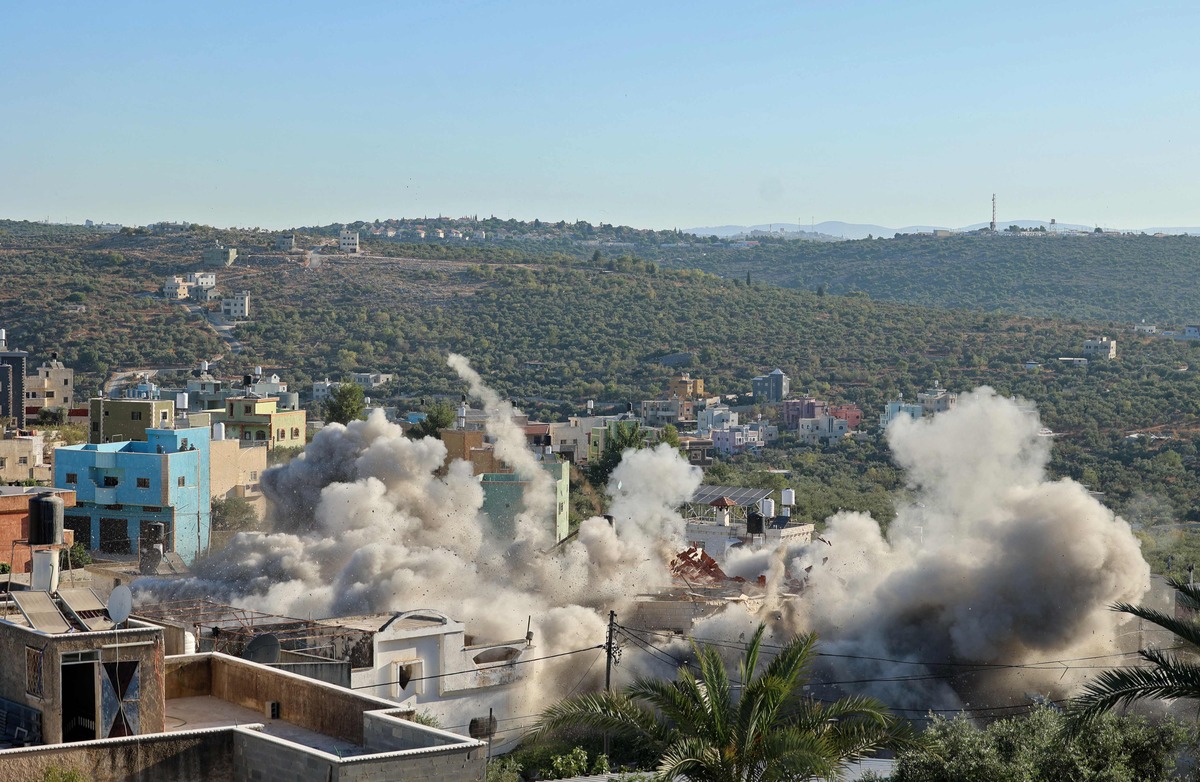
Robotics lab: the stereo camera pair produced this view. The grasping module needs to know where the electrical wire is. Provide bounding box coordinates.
[350,644,603,691]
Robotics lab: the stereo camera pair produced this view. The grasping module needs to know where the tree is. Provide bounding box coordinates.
[326,382,366,425]
[409,400,456,439]
[211,495,259,532]
[1072,577,1200,722]
[891,706,1187,782]
[531,624,913,781]
[588,420,646,487]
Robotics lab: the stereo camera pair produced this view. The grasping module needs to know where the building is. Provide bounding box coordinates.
[779,398,827,429]
[0,328,30,429]
[711,425,762,457]
[219,395,306,451]
[1059,356,1090,367]
[187,271,217,289]
[796,415,849,444]
[640,397,695,428]
[680,485,814,563]
[1183,325,1200,340]
[23,354,74,414]
[1133,323,1158,335]
[275,233,297,251]
[311,378,341,403]
[0,599,485,781]
[0,431,49,483]
[221,291,250,319]
[679,436,715,468]
[161,275,190,299]
[668,372,705,399]
[54,426,212,564]
[0,486,75,573]
[208,435,268,519]
[828,403,864,429]
[480,461,570,544]
[88,397,175,443]
[203,242,237,267]
[339,229,360,254]
[751,368,790,403]
[191,285,221,303]
[698,404,737,435]
[1083,336,1117,359]
[350,371,394,388]
[879,399,924,428]
[917,382,957,415]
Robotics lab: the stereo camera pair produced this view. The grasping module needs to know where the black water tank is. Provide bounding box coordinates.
[144,522,165,545]
[30,494,65,545]
[746,510,765,535]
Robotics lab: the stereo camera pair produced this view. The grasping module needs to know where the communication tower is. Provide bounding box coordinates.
[990,194,997,232]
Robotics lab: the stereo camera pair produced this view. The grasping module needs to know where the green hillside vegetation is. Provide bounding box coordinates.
[6,224,1200,576]
[653,233,1200,323]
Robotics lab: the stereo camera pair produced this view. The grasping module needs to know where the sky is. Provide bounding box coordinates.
[2,1,1198,231]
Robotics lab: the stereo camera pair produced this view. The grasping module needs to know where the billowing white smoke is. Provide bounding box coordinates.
[700,387,1151,711]
[139,355,701,733]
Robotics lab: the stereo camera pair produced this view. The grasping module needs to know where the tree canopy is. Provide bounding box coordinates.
[326,382,366,425]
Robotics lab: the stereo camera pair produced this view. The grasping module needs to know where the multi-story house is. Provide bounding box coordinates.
[55,426,211,563]
[751,368,790,403]
[339,229,360,253]
[219,395,306,450]
[221,291,250,319]
[1083,336,1118,359]
[0,328,29,429]
[668,372,705,399]
[89,398,174,443]
[24,354,74,413]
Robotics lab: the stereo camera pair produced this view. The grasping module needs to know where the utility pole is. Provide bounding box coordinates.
[604,610,616,757]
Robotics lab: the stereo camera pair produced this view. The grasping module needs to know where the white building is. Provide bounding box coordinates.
[186,271,216,289]
[917,382,957,415]
[351,371,395,388]
[312,378,341,402]
[796,415,848,444]
[220,291,250,319]
[339,229,360,254]
[1083,336,1117,359]
[698,404,738,435]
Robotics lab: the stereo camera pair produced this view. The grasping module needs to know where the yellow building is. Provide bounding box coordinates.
[219,395,306,450]
[88,398,175,443]
[668,372,705,399]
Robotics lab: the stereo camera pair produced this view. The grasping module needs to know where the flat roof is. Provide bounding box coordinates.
[166,696,362,756]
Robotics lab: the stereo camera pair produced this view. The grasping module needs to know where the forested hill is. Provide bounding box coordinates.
[654,234,1200,324]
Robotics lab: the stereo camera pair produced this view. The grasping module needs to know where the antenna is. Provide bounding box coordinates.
[108,585,132,625]
[242,633,281,664]
[990,194,997,232]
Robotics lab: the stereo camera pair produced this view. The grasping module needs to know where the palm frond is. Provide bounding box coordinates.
[1070,659,1200,723]
[1111,601,1200,649]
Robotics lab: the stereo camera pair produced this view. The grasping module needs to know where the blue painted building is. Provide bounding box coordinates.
[54,427,211,564]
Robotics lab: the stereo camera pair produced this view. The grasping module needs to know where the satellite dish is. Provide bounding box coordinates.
[108,585,133,625]
[242,633,281,664]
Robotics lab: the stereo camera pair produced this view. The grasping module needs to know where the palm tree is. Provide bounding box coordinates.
[1072,578,1200,722]
[531,625,914,781]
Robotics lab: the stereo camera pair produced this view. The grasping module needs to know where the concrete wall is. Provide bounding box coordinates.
[0,728,235,782]
[338,748,484,782]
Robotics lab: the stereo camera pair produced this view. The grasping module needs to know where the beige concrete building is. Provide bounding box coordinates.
[209,437,267,518]
[0,432,50,483]
[24,357,75,412]
[219,395,306,451]
[88,398,175,443]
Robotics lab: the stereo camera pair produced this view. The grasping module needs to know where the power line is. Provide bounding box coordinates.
[350,644,603,691]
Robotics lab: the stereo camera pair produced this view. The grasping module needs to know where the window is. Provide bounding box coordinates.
[91,422,99,432]
[130,411,143,421]
[0,458,6,468]
[103,476,119,487]
[63,378,69,386]
[136,477,150,488]
[291,428,300,438]
[244,405,253,414]
[243,431,251,440]
[45,391,54,399]
[161,411,168,421]
[277,429,285,440]
[177,476,186,487]
[26,647,43,698]
[66,472,77,484]
[249,471,258,481]
[18,457,28,465]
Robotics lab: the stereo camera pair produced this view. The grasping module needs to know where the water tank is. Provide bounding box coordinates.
[781,488,796,506]
[31,550,59,592]
[746,510,765,535]
[243,374,254,388]
[176,392,189,411]
[183,630,198,655]
[759,498,775,519]
[30,494,64,546]
[213,421,226,441]
[279,392,300,411]
[255,366,263,376]
[200,360,209,372]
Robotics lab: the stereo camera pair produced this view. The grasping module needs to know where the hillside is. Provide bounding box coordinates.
[8,223,1200,562]
[654,233,1200,324]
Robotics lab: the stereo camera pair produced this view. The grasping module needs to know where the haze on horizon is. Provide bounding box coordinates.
[2,1,1197,232]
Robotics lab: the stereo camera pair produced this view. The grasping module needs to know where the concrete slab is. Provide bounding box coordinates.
[165,696,363,756]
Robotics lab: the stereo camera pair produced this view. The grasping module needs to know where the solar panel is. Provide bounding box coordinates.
[688,485,772,507]
[11,591,72,634]
[59,588,115,631]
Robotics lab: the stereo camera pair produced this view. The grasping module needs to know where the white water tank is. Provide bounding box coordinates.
[759,498,776,519]
[183,630,198,655]
[781,488,796,506]
[176,392,189,411]
[200,360,209,372]
[213,421,226,441]
[31,549,60,593]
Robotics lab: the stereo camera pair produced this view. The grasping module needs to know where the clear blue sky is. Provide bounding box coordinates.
[3,1,1197,230]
